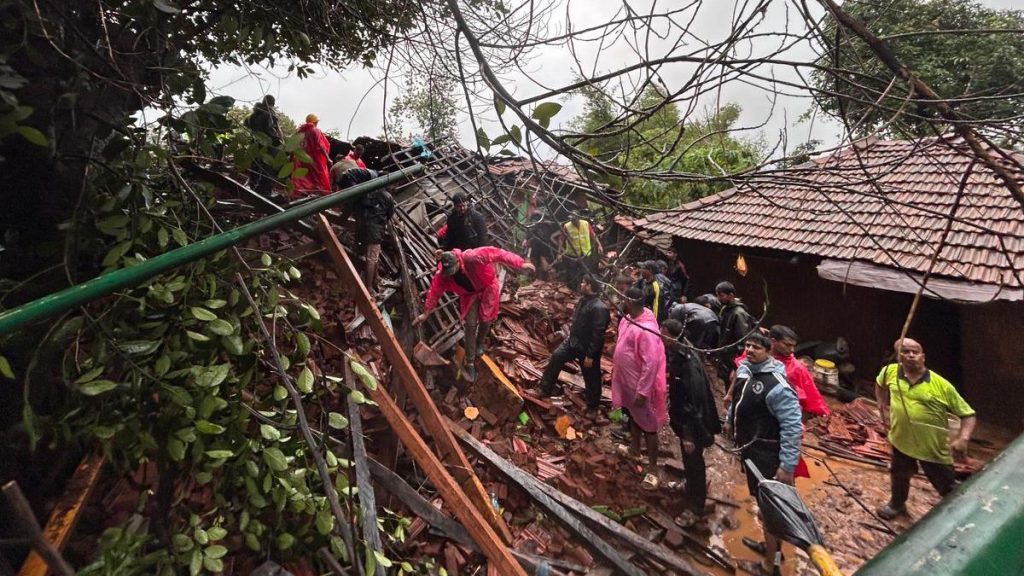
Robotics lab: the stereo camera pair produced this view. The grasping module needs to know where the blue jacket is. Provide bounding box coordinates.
[731,357,802,472]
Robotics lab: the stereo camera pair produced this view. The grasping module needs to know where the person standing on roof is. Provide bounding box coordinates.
[347,143,368,169]
[439,192,489,250]
[290,114,331,198]
[725,332,802,576]
[536,274,611,422]
[413,247,535,382]
[556,210,602,288]
[662,319,721,528]
[874,338,976,520]
[612,287,667,486]
[245,95,284,196]
[715,281,756,383]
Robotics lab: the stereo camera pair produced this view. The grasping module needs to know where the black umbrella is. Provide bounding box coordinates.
[745,459,844,576]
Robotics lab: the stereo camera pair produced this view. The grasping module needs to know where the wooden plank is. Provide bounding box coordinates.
[449,421,703,576]
[345,369,386,576]
[448,424,646,576]
[17,453,105,576]
[315,216,521,574]
[349,358,525,575]
[315,215,511,539]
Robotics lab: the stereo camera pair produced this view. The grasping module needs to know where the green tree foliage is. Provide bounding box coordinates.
[568,84,764,208]
[386,65,459,141]
[811,0,1024,139]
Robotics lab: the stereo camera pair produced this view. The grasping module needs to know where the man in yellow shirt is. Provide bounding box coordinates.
[557,211,602,287]
[875,338,976,520]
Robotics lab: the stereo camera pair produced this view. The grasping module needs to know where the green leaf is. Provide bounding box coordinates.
[476,127,491,149]
[288,266,301,280]
[328,412,348,430]
[17,125,48,146]
[204,544,228,559]
[491,134,510,146]
[296,367,314,394]
[78,380,118,396]
[495,98,506,116]
[205,298,227,309]
[208,319,234,336]
[348,359,378,391]
[154,355,171,376]
[186,330,210,342]
[172,533,194,552]
[189,549,202,576]
[161,385,193,407]
[273,385,288,401]
[0,355,13,379]
[316,508,334,535]
[348,389,366,404]
[221,335,244,355]
[195,420,225,434]
[196,364,230,388]
[295,332,310,357]
[172,228,188,246]
[168,438,187,461]
[202,556,224,573]
[205,450,233,459]
[157,227,169,248]
[74,365,105,384]
[276,162,295,179]
[191,307,218,321]
[374,551,394,568]
[102,241,132,267]
[117,340,161,356]
[276,532,295,550]
[260,253,272,267]
[531,101,562,123]
[244,532,261,551]
[259,424,281,441]
[509,125,522,147]
[263,447,288,472]
[92,425,116,439]
[153,0,181,14]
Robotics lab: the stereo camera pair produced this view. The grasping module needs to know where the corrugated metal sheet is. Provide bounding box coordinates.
[634,136,1024,288]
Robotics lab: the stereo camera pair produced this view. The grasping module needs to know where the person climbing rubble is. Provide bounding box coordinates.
[725,332,802,576]
[535,274,611,422]
[413,247,534,382]
[611,287,667,488]
[662,319,720,528]
[874,337,976,520]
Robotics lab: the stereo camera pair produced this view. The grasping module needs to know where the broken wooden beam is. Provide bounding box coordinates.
[448,423,646,576]
[315,215,512,544]
[346,357,525,575]
[346,364,386,576]
[15,453,104,576]
[449,421,704,576]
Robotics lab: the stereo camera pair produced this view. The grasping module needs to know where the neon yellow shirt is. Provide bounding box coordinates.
[563,220,592,257]
[876,364,975,464]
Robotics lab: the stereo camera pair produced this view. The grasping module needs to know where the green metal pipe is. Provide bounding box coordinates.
[856,431,1024,575]
[0,165,424,336]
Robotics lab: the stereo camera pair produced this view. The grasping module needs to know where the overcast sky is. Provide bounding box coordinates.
[208,0,1019,163]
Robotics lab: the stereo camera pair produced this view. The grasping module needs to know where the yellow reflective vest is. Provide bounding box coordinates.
[563,220,592,257]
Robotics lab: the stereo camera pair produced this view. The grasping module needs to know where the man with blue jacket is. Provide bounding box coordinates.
[726,332,802,576]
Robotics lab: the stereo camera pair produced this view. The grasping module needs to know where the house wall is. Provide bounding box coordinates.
[958,301,1024,432]
[671,239,1024,431]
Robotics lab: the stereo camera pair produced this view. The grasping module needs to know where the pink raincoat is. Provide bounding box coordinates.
[424,247,526,323]
[291,122,331,197]
[611,308,667,433]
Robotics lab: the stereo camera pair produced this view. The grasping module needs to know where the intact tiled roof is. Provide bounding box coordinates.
[634,136,1024,288]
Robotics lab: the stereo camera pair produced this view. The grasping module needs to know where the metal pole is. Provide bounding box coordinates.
[0,165,423,336]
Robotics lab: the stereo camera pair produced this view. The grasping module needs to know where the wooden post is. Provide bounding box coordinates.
[348,356,525,575]
[345,362,385,576]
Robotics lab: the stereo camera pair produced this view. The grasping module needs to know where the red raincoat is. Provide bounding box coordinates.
[423,247,526,323]
[291,122,331,197]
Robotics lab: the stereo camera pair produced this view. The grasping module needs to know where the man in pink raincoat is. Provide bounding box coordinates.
[413,247,534,381]
[290,113,331,198]
[612,286,667,483]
